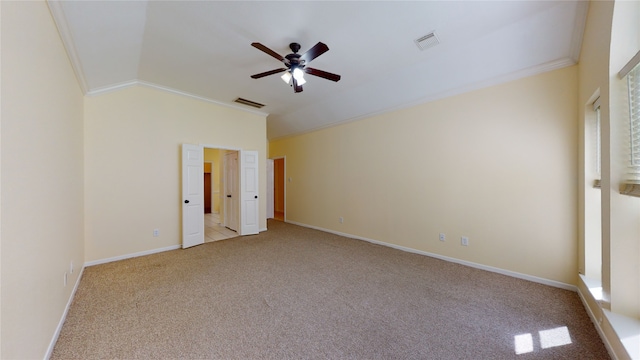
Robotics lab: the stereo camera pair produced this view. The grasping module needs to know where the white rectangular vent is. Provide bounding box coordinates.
[234,97,265,109]
[414,31,440,51]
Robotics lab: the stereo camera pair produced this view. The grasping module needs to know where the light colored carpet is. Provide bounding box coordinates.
[52,220,609,359]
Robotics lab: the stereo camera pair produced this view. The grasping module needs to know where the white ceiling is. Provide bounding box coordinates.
[48,1,588,140]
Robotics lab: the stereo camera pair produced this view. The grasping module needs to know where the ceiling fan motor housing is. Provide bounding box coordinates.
[289,42,301,53]
[285,54,302,67]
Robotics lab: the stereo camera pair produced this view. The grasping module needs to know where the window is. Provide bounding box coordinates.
[628,62,640,169]
[594,97,602,185]
[619,50,640,196]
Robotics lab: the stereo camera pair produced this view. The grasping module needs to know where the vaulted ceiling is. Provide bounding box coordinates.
[48,1,588,140]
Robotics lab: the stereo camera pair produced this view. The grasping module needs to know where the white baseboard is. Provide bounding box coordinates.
[43,244,186,359]
[576,285,618,360]
[286,220,576,292]
[84,245,181,267]
[44,265,85,360]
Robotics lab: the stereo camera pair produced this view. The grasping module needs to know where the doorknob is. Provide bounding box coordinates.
[227,195,232,198]
[255,195,258,199]
[184,200,189,204]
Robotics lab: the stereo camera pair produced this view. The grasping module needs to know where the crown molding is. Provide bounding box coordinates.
[269,57,577,141]
[85,80,138,96]
[86,80,269,117]
[570,0,589,63]
[47,0,89,94]
[138,81,269,117]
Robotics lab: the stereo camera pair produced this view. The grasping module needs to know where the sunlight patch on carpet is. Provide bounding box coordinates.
[514,333,534,354]
[539,326,572,349]
[514,326,572,354]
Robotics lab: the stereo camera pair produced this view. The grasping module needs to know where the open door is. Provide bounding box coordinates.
[239,150,259,235]
[182,144,205,248]
[223,151,238,231]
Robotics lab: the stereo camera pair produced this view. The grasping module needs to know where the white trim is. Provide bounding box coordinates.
[619,50,640,79]
[576,286,617,360]
[85,80,138,96]
[84,245,180,267]
[569,0,589,64]
[603,310,640,360]
[201,144,242,152]
[576,275,617,359]
[47,0,89,94]
[138,81,268,116]
[286,220,576,291]
[44,265,85,360]
[85,80,269,117]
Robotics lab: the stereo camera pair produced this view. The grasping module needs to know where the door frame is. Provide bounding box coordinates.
[183,144,261,247]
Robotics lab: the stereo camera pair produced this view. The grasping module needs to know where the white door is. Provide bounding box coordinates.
[266,159,274,219]
[224,151,238,231]
[239,150,260,235]
[182,144,204,248]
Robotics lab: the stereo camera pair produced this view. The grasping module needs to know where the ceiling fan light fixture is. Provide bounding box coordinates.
[292,67,305,83]
[281,71,292,84]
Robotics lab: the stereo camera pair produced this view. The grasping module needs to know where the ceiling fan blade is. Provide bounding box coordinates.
[299,42,329,64]
[251,68,287,79]
[304,67,341,82]
[293,78,303,93]
[251,42,285,62]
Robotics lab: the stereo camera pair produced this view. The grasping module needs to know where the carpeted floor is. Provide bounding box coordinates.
[52,220,609,359]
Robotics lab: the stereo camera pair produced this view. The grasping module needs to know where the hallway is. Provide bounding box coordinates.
[204,213,237,242]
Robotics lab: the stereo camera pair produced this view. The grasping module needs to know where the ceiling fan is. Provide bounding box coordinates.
[250,42,341,93]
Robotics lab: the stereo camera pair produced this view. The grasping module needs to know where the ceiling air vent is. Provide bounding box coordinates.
[414,31,440,51]
[234,97,265,109]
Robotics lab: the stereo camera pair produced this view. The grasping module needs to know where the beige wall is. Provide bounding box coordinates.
[0,1,85,358]
[270,66,578,285]
[84,86,266,262]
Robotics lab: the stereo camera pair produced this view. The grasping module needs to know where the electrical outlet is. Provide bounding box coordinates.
[339,217,344,224]
[461,236,469,246]
[153,229,160,237]
[439,233,446,241]
[64,272,68,287]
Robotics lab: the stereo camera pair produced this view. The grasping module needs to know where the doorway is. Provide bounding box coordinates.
[203,147,238,242]
[204,161,212,214]
[182,144,260,248]
[273,157,285,221]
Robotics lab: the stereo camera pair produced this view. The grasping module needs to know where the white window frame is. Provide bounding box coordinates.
[594,98,602,177]
[619,50,640,196]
